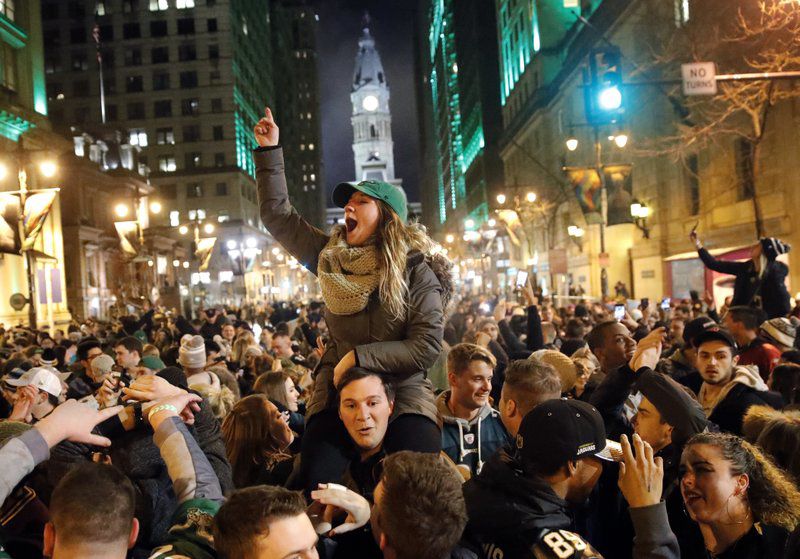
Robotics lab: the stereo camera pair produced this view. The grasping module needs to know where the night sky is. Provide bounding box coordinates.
[316,0,421,203]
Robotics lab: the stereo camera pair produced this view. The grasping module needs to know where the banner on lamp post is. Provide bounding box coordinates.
[564,164,633,226]
[21,191,57,251]
[0,193,22,255]
[195,237,216,272]
[114,221,140,257]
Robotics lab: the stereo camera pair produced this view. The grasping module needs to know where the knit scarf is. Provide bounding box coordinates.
[318,230,379,315]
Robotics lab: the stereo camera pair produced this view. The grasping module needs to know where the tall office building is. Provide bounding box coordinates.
[270,0,325,228]
[0,1,71,326]
[41,0,275,270]
[425,0,503,229]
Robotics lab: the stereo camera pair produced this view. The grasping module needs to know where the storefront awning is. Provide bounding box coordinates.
[663,245,750,262]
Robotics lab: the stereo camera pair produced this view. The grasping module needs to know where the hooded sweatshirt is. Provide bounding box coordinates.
[699,365,779,436]
[436,391,509,478]
[463,450,601,559]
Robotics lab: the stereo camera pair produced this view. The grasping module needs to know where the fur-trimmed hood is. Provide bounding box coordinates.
[408,250,455,317]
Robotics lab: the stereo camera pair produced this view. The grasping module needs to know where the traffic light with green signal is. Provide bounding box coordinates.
[585,47,624,125]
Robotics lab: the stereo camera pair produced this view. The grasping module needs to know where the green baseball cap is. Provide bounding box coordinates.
[332,180,408,223]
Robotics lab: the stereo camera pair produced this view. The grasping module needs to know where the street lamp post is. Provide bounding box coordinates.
[1,144,60,328]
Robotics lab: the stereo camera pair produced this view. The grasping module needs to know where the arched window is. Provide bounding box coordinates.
[370,124,377,138]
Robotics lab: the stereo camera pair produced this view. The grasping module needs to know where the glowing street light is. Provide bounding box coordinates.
[178,225,189,235]
[226,239,238,250]
[566,136,579,151]
[246,237,257,248]
[39,160,57,178]
[614,134,629,148]
[203,223,215,234]
[149,201,162,214]
[526,191,537,203]
[496,193,507,205]
[464,219,475,230]
[445,234,455,244]
[598,86,622,111]
[114,203,129,218]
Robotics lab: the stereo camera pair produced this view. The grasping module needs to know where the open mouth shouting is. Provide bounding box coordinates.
[345,216,358,233]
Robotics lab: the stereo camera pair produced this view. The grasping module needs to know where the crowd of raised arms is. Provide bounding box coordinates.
[0,109,798,559]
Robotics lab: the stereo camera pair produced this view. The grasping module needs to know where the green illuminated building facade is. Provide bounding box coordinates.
[41,0,277,238]
[424,0,504,230]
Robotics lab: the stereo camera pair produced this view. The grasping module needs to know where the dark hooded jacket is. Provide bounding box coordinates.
[697,247,790,319]
[255,146,453,424]
[462,449,574,557]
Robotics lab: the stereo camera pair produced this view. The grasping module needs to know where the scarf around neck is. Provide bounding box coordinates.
[317,230,380,315]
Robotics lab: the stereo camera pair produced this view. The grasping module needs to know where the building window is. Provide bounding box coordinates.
[123,0,138,13]
[179,71,198,88]
[46,82,62,100]
[150,20,168,37]
[124,48,143,66]
[187,183,203,197]
[106,104,118,121]
[105,75,116,93]
[126,75,144,92]
[185,153,201,168]
[207,18,217,32]
[73,80,89,96]
[735,138,756,200]
[129,129,148,146]
[209,70,220,83]
[182,98,200,116]
[211,98,222,113]
[154,100,172,117]
[72,53,88,71]
[208,45,219,60]
[45,55,60,75]
[153,72,170,90]
[68,1,85,18]
[96,1,107,15]
[177,0,195,7]
[214,153,225,167]
[70,28,86,44]
[156,127,174,144]
[151,46,169,64]
[216,182,227,196]
[685,154,700,215]
[99,24,114,41]
[183,124,201,142]
[212,125,224,140]
[178,44,196,61]
[123,23,141,39]
[177,18,195,35]
[127,102,145,119]
[149,0,168,11]
[101,50,114,69]
[44,31,61,49]
[159,156,176,172]
[674,0,690,27]
[169,210,180,225]
[0,43,16,91]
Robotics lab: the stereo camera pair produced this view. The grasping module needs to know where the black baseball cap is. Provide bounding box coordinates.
[683,316,717,346]
[692,325,737,350]
[515,399,616,475]
[636,369,708,446]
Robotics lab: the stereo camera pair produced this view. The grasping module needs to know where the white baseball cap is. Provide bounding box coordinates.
[5,367,63,397]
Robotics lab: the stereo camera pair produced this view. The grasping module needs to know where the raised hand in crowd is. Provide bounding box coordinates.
[35,399,123,448]
[309,483,371,537]
[629,326,665,371]
[122,374,184,403]
[254,107,280,147]
[8,384,38,422]
[618,433,663,509]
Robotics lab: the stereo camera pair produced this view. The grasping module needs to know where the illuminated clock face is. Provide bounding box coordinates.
[362,95,379,112]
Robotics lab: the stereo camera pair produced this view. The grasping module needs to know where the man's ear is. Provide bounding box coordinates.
[506,397,517,418]
[388,399,395,414]
[447,370,457,388]
[379,533,396,559]
[44,522,55,556]
[732,354,740,367]
[664,423,675,444]
[565,460,578,478]
[128,518,140,549]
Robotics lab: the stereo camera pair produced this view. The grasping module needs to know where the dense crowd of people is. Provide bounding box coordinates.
[0,109,799,558]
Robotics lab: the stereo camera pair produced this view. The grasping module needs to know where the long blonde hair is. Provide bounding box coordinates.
[333,202,442,321]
